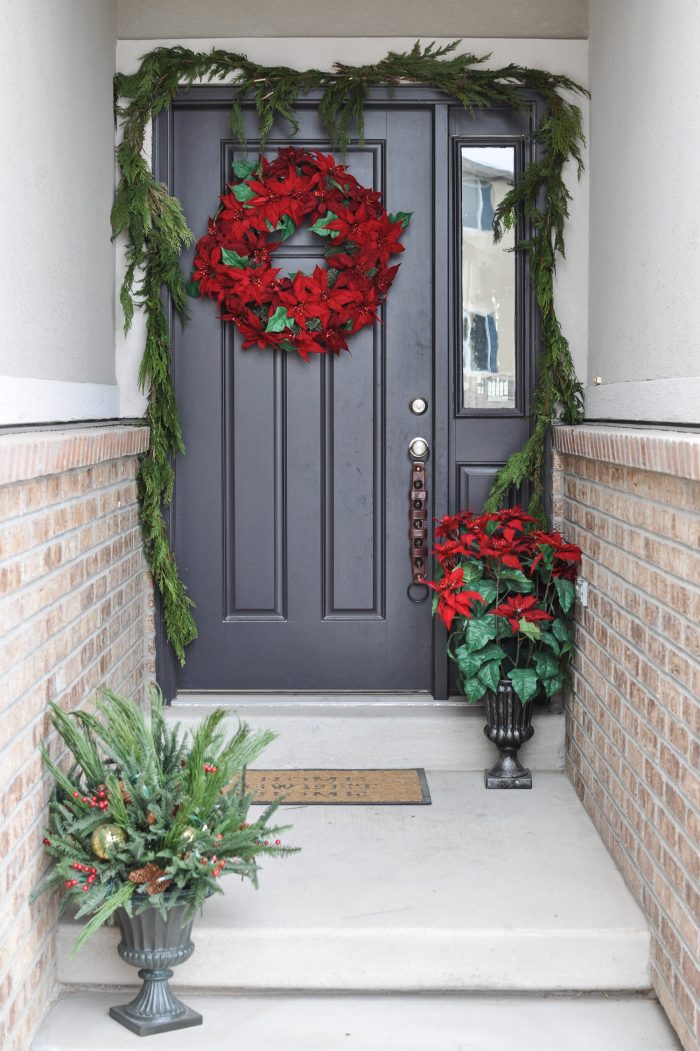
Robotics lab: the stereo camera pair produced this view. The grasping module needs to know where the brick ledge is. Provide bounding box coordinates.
[0,424,149,486]
[553,424,700,482]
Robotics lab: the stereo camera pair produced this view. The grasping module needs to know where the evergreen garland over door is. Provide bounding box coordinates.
[155,88,541,696]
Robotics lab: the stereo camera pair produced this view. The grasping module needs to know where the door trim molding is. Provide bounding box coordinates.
[153,85,544,702]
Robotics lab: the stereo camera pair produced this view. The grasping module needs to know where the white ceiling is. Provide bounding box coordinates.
[116,0,589,40]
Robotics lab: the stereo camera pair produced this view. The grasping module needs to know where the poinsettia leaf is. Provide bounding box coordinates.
[552,618,572,651]
[279,340,297,353]
[471,579,498,604]
[498,568,534,593]
[431,594,439,615]
[477,660,502,693]
[518,618,542,641]
[388,210,413,229]
[309,211,339,237]
[184,279,201,298]
[507,667,540,705]
[463,616,498,652]
[542,673,564,698]
[265,306,293,333]
[232,158,259,179]
[276,214,296,240]
[454,647,480,678]
[221,248,249,268]
[554,578,576,614]
[534,651,560,681]
[539,630,561,656]
[461,561,483,583]
[463,675,487,703]
[233,183,255,202]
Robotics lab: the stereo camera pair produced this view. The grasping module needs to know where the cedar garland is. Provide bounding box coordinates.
[113,41,587,664]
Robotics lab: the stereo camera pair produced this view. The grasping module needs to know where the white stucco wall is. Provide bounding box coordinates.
[0,0,118,424]
[586,0,700,423]
[116,37,589,418]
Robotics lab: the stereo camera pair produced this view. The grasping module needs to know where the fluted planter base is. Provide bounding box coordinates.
[109,901,202,1036]
[110,972,202,1036]
[483,680,534,790]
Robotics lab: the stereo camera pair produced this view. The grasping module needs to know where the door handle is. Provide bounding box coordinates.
[408,437,429,591]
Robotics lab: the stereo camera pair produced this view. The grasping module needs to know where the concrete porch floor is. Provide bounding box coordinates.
[57,771,650,991]
[33,992,681,1050]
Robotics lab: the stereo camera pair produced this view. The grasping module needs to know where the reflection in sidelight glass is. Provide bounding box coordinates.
[460,146,516,410]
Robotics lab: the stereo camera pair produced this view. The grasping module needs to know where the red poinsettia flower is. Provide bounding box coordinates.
[310,151,360,193]
[427,568,486,630]
[278,271,332,328]
[237,265,283,307]
[476,533,531,571]
[489,594,553,634]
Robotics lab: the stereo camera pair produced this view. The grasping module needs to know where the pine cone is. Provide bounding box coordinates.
[146,811,156,826]
[119,781,132,804]
[129,862,173,895]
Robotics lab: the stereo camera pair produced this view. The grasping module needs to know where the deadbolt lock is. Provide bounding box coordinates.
[408,436,429,460]
[410,397,428,415]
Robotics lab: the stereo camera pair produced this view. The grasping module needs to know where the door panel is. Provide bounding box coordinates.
[165,98,436,691]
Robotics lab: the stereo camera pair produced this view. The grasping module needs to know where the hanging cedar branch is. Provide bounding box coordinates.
[113,40,587,664]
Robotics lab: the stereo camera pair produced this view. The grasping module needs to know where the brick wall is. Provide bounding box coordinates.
[0,425,155,1051]
[553,425,700,1051]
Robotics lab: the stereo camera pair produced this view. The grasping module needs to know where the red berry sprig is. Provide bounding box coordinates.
[71,787,109,811]
[203,763,218,774]
[65,862,98,892]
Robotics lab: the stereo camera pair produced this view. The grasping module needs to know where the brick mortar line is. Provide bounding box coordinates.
[1,533,147,662]
[0,882,58,990]
[581,556,698,640]
[0,469,139,539]
[570,642,696,846]
[563,506,700,631]
[573,608,697,732]
[0,570,149,759]
[568,701,697,909]
[0,626,147,781]
[0,592,147,790]
[567,656,698,891]
[572,622,697,804]
[647,966,695,1049]
[559,470,700,550]
[0,479,143,576]
[566,738,699,980]
[574,592,697,726]
[0,648,153,926]
[0,921,57,1034]
[556,457,700,511]
[562,494,700,598]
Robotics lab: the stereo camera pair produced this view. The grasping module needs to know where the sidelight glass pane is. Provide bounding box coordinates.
[460,146,516,410]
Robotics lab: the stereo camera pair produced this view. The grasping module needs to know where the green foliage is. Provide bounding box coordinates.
[113,41,588,661]
[31,688,296,952]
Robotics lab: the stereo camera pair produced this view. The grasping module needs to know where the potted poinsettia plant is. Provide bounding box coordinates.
[32,688,295,1036]
[428,507,581,789]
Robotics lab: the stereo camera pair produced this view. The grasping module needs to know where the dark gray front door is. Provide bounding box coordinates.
[156,89,540,695]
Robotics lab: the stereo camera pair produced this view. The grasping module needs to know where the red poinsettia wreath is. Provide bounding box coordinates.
[187,147,411,361]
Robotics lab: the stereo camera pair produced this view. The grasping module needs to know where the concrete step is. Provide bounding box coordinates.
[57,772,650,993]
[168,696,566,770]
[32,992,681,1050]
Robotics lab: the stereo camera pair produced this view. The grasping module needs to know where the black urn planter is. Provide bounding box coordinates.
[483,679,534,789]
[109,900,202,1036]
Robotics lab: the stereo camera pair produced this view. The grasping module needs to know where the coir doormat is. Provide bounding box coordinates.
[245,768,431,805]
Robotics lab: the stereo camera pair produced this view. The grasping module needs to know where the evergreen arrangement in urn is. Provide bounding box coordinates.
[32,689,294,952]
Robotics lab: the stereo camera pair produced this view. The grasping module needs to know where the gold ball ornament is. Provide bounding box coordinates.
[180,826,199,847]
[90,823,127,860]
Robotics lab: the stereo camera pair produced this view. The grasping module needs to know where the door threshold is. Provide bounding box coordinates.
[172,692,462,710]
